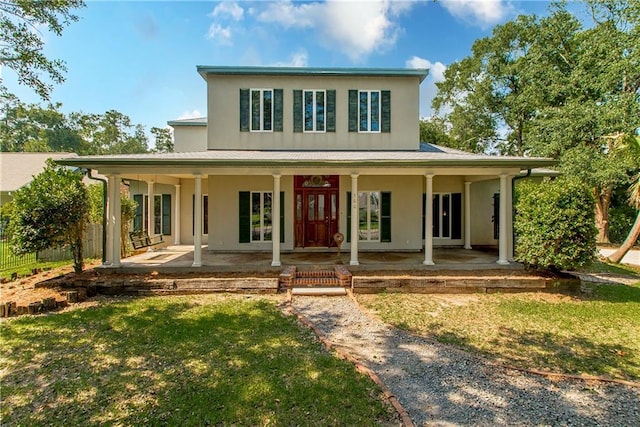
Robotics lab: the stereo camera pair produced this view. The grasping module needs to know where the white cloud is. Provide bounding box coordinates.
[257,0,417,62]
[405,56,448,118]
[207,24,232,44]
[178,110,204,120]
[440,0,512,28]
[211,2,244,21]
[272,50,309,67]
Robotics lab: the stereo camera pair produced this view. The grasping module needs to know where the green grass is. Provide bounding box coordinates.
[0,295,396,426]
[0,259,74,280]
[581,260,640,276]
[358,281,640,381]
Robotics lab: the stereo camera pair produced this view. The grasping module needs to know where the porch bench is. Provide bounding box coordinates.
[129,231,164,250]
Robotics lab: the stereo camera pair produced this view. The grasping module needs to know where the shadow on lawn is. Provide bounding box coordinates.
[1,297,390,426]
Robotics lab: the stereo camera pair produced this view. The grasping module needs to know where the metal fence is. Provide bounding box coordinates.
[0,224,103,271]
[0,229,37,271]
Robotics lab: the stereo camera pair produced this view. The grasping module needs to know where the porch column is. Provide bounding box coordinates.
[174,183,181,245]
[105,175,116,265]
[272,174,281,267]
[507,179,514,261]
[497,174,510,265]
[424,174,435,265]
[350,174,359,266]
[147,180,155,237]
[464,181,472,250]
[193,174,202,267]
[111,175,121,268]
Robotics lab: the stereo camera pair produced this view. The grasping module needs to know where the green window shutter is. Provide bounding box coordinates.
[239,191,250,243]
[133,194,143,232]
[162,194,171,235]
[280,191,285,243]
[348,90,358,132]
[421,193,426,239]
[240,89,250,132]
[381,90,391,133]
[346,191,351,243]
[433,194,440,238]
[326,90,336,132]
[293,90,303,133]
[452,193,462,239]
[381,192,391,242]
[274,89,283,132]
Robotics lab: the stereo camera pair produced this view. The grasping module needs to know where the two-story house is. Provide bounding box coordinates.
[60,66,555,269]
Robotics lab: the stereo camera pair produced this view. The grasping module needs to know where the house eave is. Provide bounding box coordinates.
[196,66,429,83]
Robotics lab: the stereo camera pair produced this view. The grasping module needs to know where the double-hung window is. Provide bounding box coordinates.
[133,194,171,235]
[348,89,391,133]
[303,90,325,132]
[251,89,273,132]
[359,90,381,132]
[251,192,273,242]
[358,191,380,241]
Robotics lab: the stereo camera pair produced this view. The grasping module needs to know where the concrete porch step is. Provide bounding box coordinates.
[293,277,342,287]
[291,287,347,296]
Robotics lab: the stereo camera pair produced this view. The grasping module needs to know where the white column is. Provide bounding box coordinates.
[147,180,155,237]
[497,174,510,265]
[507,178,514,261]
[105,175,115,265]
[192,174,202,267]
[272,174,281,267]
[174,183,181,245]
[350,174,359,266]
[424,174,435,265]
[464,181,472,250]
[112,175,121,268]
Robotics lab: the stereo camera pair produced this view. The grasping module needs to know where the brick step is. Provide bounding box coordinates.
[295,270,336,278]
[293,277,342,287]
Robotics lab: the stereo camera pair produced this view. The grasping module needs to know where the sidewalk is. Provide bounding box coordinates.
[599,248,640,266]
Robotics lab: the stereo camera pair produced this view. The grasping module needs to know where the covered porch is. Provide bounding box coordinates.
[100,246,523,274]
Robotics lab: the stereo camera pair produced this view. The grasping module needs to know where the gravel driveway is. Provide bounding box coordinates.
[291,296,640,426]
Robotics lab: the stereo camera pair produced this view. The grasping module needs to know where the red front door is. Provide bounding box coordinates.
[294,176,339,248]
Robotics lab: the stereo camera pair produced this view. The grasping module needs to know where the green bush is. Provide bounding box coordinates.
[515,178,597,271]
[608,204,636,245]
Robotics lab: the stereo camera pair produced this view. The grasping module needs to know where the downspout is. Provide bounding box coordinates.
[511,169,532,259]
[84,169,108,264]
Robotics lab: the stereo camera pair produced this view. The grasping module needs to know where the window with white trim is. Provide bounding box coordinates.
[251,89,273,132]
[358,191,380,241]
[133,194,171,235]
[431,193,462,239]
[251,192,272,242]
[359,90,381,132]
[303,90,325,132]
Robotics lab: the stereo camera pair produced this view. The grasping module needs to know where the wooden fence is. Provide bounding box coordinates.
[37,224,103,262]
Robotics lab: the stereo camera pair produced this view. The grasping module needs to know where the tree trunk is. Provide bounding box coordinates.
[595,187,612,244]
[607,211,640,264]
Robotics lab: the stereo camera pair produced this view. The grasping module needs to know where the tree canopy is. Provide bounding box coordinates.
[1,0,85,101]
[432,0,640,243]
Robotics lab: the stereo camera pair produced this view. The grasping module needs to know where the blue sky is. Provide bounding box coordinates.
[4,0,557,146]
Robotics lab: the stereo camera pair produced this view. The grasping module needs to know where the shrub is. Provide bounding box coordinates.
[514,178,597,271]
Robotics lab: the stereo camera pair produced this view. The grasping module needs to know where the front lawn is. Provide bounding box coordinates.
[1,295,397,426]
[357,281,640,381]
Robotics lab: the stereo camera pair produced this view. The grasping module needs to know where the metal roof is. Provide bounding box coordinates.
[167,117,207,127]
[196,66,429,83]
[57,144,556,170]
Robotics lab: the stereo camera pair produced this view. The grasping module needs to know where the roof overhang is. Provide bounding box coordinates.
[196,66,430,83]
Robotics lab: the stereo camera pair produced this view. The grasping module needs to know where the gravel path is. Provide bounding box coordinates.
[291,296,640,426]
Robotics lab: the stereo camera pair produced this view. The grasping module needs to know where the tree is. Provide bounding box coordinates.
[1,0,85,101]
[151,127,174,153]
[0,100,87,153]
[608,136,640,263]
[72,110,149,154]
[7,159,90,273]
[432,1,640,243]
[419,118,454,148]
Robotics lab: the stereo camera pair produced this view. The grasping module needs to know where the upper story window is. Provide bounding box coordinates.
[293,89,336,133]
[359,90,380,132]
[304,90,325,132]
[348,89,391,133]
[252,89,273,131]
[240,88,283,132]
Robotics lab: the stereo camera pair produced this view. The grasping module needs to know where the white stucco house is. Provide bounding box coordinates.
[59,66,555,268]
